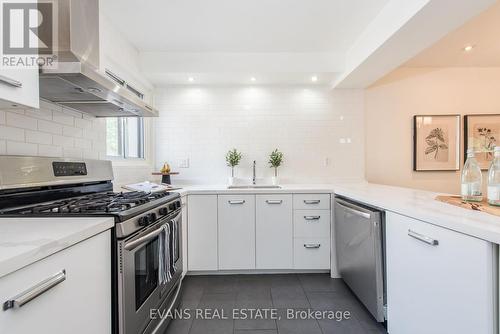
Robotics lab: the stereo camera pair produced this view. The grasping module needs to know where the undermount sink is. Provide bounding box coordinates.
[227,185,282,189]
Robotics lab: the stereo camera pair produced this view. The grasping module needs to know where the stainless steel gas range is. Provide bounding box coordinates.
[0,156,183,334]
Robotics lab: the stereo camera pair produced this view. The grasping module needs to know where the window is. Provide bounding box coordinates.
[106,118,145,159]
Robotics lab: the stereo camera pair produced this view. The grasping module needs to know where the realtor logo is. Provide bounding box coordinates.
[1,1,57,68]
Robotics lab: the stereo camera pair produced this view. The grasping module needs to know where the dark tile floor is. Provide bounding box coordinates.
[164,274,387,334]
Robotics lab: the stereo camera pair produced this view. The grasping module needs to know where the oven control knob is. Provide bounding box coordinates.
[149,213,157,221]
[138,216,150,226]
[159,207,168,215]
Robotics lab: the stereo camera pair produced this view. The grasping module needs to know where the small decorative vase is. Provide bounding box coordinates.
[272,176,279,186]
[228,176,235,186]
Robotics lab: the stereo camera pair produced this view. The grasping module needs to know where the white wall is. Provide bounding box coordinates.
[365,67,500,194]
[154,86,365,185]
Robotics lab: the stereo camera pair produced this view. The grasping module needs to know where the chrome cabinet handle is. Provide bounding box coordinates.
[304,216,320,221]
[105,69,125,86]
[0,74,22,88]
[228,200,245,204]
[408,229,439,246]
[335,202,371,219]
[266,200,283,204]
[304,243,321,249]
[304,200,320,204]
[3,270,66,311]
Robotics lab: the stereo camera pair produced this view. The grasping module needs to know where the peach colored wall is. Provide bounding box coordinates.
[365,67,500,194]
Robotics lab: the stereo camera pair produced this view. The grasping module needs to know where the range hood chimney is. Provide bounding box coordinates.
[39,0,158,117]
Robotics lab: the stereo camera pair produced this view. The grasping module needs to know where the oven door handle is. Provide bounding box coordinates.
[124,226,165,251]
[124,211,182,251]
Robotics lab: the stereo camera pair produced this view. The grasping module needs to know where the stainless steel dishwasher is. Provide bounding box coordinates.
[334,196,385,322]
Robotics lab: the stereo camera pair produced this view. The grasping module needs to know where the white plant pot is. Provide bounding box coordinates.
[228,176,235,186]
[272,176,279,186]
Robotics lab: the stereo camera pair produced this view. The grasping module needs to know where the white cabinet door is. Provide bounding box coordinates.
[386,212,495,334]
[0,0,39,109]
[187,195,218,271]
[293,237,330,269]
[218,195,255,270]
[0,231,111,334]
[256,194,293,269]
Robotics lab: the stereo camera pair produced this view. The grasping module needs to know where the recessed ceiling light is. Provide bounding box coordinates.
[188,77,194,82]
[311,76,318,82]
[463,45,475,52]
[250,77,256,82]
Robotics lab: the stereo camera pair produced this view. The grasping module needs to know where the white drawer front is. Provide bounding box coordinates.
[294,210,330,238]
[293,237,330,269]
[0,231,111,334]
[293,194,331,210]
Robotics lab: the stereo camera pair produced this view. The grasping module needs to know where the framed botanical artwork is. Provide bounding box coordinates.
[464,114,500,170]
[413,115,460,171]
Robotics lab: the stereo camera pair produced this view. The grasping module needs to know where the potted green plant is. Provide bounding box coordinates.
[226,148,242,185]
[268,149,284,185]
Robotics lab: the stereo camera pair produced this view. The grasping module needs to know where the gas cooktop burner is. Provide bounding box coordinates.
[1,191,173,215]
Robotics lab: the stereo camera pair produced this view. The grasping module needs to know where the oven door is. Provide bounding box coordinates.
[118,210,182,334]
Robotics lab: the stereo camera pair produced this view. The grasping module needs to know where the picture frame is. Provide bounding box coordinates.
[464,114,500,170]
[413,115,460,171]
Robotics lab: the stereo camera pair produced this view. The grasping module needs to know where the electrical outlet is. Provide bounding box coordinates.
[324,157,330,166]
[178,158,189,168]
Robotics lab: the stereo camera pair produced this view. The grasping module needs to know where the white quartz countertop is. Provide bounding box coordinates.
[0,217,114,278]
[333,182,500,244]
[175,184,336,196]
[174,182,500,243]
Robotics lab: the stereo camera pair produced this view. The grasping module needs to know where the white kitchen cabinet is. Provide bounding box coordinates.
[256,194,293,269]
[293,194,331,210]
[386,212,495,334]
[0,0,39,109]
[0,231,111,334]
[218,195,255,270]
[293,238,330,269]
[293,210,330,238]
[187,195,218,271]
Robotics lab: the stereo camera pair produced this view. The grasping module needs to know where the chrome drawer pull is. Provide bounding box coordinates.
[228,200,245,204]
[266,200,283,204]
[304,200,320,204]
[304,243,321,249]
[0,74,22,88]
[3,269,66,311]
[408,229,439,246]
[304,216,320,221]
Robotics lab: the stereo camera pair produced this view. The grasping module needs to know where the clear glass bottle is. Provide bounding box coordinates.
[487,146,500,206]
[461,148,483,202]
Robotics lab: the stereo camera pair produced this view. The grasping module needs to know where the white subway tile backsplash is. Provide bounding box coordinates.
[0,125,24,141]
[75,118,92,129]
[26,130,52,144]
[63,147,83,159]
[52,111,74,126]
[0,101,106,161]
[6,112,37,130]
[38,144,63,157]
[63,126,83,138]
[53,135,74,147]
[74,138,92,149]
[25,108,52,121]
[6,141,37,155]
[38,119,63,135]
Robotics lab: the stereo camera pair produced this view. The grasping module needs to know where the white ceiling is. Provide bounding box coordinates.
[101,0,389,53]
[405,1,500,67]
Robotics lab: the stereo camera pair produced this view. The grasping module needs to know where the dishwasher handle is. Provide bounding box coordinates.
[335,201,372,219]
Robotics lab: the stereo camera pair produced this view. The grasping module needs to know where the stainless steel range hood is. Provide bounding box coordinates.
[39,0,158,117]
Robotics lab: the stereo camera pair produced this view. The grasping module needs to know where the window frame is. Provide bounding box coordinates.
[106,117,145,161]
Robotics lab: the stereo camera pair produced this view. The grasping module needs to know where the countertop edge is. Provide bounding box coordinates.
[0,218,114,279]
